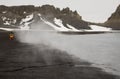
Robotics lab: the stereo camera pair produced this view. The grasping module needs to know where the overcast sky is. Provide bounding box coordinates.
[0,0,120,22]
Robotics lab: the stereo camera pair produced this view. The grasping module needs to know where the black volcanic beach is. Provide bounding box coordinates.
[0,31,119,79]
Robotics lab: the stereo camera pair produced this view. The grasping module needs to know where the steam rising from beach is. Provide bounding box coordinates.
[15,23,68,51]
[14,24,120,75]
[14,23,84,66]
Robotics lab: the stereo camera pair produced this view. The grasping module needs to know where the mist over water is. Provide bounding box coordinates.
[14,24,120,75]
[14,26,86,67]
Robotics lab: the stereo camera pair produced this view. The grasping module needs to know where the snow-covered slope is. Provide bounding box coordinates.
[19,14,34,30]
[67,24,79,31]
[1,16,17,26]
[18,13,81,31]
[39,17,81,31]
[88,25,112,31]
[40,17,59,31]
[54,18,70,31]
[0,13,112,32]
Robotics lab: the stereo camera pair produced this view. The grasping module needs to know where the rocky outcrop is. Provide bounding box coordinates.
[0,5,90,29]
[105,5,120,30]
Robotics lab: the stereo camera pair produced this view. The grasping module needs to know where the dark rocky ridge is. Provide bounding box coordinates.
[104,5,120,30]
[0,5,90,29]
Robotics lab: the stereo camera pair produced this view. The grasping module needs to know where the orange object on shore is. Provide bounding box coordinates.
[9,33,14,40]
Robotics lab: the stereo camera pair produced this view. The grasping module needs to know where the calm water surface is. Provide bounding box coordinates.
[16,31,120,75]
[58,32,120,75]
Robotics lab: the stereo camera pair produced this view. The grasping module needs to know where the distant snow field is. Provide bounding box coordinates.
[88,25,112,31]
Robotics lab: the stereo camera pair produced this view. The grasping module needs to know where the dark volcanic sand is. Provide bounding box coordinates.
[0,31,119,79]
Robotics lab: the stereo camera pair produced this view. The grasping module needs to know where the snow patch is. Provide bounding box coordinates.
[67,24,78,31]
[20,21,31,30]
[23,11,26,14]
[88,25,111,31]
[20,24,30,30]
[2,17,16,25]
[2,17,7,21]
[21,14,33,23]
[38,13,41,17]
[54,18,70,31]
[20,14,34,30]
[40,17,60,31]
[3,21,10,25]
[0,27,14,31]
[2,11,7,14]
[12,19,17,24]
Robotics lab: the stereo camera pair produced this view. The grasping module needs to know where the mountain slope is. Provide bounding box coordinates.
[104,5,120,30]
[0,5,90,31]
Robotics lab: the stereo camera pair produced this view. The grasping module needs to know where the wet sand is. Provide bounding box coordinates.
[0,31,119,79]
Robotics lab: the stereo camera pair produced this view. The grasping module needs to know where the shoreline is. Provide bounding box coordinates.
[0,31,120,79]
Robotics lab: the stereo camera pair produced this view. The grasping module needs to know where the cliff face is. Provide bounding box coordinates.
[0,5,90,29]
[105,5,120,30]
